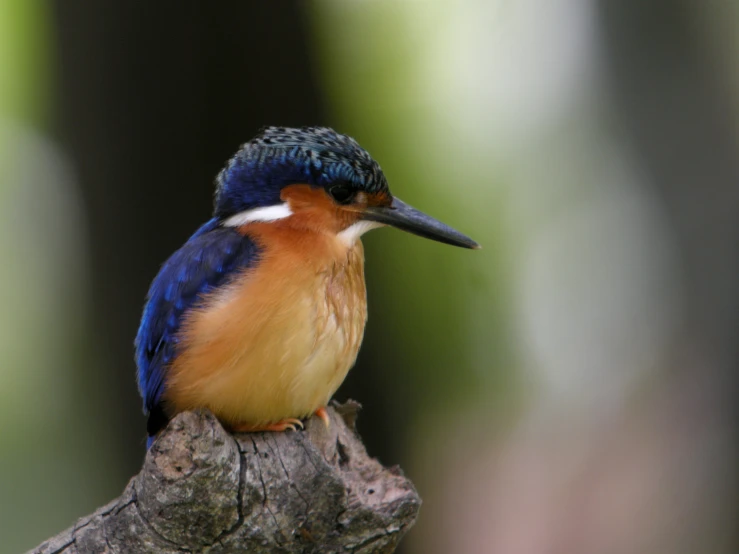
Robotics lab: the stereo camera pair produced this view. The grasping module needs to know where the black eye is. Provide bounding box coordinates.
[328,183,355,205]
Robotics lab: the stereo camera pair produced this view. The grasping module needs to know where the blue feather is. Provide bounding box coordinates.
[213,126,389,218]
[134,218,261,421]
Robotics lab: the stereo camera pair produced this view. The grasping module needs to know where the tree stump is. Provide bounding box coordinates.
[30,402,420,553]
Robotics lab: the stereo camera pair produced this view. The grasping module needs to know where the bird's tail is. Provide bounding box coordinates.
[145,405,169,449]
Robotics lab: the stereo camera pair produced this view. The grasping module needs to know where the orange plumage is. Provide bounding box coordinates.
[164,186,368,428]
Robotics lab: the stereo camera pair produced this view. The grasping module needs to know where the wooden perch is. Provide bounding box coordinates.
[30,402,421,553]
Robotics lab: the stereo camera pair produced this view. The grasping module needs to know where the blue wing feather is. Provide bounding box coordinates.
[135,218,260,418]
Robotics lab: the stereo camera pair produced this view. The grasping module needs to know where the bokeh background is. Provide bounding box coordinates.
[1,1,737,552]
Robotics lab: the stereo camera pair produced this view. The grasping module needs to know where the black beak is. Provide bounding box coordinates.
[362,197,480,249]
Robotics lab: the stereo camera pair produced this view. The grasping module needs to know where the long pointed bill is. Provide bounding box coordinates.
[362,197,480,249]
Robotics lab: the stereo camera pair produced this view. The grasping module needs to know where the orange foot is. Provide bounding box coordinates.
[315,407,330,428]
[232,418,305,433]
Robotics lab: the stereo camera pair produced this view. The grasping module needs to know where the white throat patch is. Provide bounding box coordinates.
[223,203,293,227]
[337,220,384,246]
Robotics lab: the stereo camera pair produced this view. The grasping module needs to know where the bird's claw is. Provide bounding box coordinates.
[315,406,330,428]
[281,418,305,432]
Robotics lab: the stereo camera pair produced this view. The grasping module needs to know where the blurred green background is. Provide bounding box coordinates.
[1,1,737,553]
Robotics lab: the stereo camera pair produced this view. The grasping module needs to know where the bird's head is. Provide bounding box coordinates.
[214,126,479,249]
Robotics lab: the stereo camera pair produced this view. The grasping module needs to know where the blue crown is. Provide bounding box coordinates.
[213,126,389,217]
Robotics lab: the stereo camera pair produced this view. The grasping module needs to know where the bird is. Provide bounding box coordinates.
[135,126,478,447]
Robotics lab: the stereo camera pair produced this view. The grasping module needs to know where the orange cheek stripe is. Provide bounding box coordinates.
[365,191,391,207]
[280,183,332,208]
[279,183,361,233]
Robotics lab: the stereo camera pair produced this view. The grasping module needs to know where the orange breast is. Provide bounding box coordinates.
[163,223,367,427]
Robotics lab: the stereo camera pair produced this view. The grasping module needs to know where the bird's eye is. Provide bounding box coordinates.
[328,183,355,205]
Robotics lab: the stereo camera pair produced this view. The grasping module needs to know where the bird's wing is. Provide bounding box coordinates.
[134,218,260,432]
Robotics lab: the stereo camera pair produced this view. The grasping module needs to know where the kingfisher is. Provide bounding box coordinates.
[135,126,478,446]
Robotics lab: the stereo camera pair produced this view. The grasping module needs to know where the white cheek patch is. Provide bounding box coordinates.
[223,203,293,227]
[337,220,384,246]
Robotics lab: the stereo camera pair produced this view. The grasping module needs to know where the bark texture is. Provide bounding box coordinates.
[30,402,420,553]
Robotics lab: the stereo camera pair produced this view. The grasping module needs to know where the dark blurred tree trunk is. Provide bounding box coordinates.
[52,1,326,477]
[598,0,738,549]
[599,0,739,350]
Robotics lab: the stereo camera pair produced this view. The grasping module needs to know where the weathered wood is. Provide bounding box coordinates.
[30,402,420,553]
